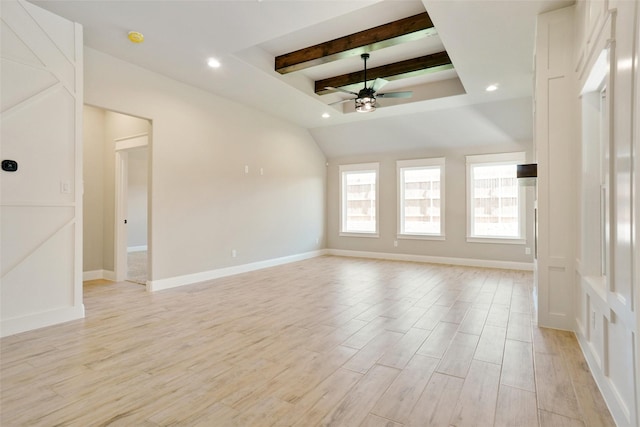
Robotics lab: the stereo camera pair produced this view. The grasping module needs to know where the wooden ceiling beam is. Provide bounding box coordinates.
[275,12,436,74]
[314,51,453,95]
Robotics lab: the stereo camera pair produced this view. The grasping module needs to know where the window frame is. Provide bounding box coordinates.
[397,157,446,240]
[339,162,380,237]
[466,152,526,244]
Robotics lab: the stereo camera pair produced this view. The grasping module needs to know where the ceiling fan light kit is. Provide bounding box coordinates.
[326,53,412,113]
[355,96,376,112]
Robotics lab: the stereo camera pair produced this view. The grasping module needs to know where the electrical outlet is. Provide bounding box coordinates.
[393,240,398,247]
[232,249,237,258]
[525,247,531,255]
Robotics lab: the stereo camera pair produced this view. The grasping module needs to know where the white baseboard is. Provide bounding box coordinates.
[83,270,116,281]
[103,270,116,281]
[127,245,147,253]
[147,248,532,292]
[148,249,328,292]
[1,304,85,338]
[326,249,534,271]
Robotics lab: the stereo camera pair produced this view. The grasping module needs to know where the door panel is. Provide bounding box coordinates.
[0,0,83,336]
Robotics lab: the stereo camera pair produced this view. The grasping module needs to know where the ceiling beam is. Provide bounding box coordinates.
[314,51,453,95]
[275,12,436,74]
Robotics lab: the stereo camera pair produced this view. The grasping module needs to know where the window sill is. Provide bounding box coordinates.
[339,232,379,238]
[398,234,445,241]
[466,236,525,245]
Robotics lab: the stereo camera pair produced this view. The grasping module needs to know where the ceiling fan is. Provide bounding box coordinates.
[326,53,413,113]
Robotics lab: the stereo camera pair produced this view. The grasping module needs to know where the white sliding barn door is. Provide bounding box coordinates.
[1,0,83,336]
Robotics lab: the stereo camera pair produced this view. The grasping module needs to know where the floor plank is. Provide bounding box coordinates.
[377,327,431,369]
[405,372,464,427]
[474,324,507,365]
[507,311,533,342]
[495,385,538,427]
[283,368,362,426]
[501,339,535,391]
[486,303,510,328]
[538,409,585,426]
[412,304,449,330]
[436,332,479,378]
[320,364,399,427]
[534,352,582,419]
[359,414,404,427]
[415,321,459,358]
[458,307,489,335]
[450,359,501,426]
[573,379,617,427]
[371,354,439,424]
[342,330,403,374]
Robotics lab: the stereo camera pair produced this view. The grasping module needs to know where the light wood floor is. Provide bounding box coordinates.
[1,256,615,426]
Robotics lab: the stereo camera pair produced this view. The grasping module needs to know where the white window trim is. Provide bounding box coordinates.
[466,152,526,244]
[396,157,445,240]
[339,162,380,237]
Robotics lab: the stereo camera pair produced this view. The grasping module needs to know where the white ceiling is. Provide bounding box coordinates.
[28,0,573,158]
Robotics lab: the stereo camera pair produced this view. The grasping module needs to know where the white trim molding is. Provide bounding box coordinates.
[127,245,148,253]
[327,249,533,271]
[147,250,328,292]
[115,133,148,151]
[82,270,116,281]
[397,157,446,239]
[1,304,85,338]
[339,162,380,236]
[466,151,526,242]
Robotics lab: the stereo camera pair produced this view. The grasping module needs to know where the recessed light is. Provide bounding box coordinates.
[322,113,331,118]
[207,57,221,68]
[486,84,498,92]
[127,31,144,44]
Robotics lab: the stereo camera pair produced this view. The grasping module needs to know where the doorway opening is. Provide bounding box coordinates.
[116,140,149,285]
[82,106,151,287]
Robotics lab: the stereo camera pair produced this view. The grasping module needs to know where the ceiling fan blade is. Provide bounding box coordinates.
[371,78,389,92]
[328,98,354,106]
[325,86,358,96]
[377,91,413,99]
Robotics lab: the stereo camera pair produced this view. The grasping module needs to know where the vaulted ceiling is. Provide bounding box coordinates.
[273,10,457,110]
[255,0,465,119]
[28,0,574,158]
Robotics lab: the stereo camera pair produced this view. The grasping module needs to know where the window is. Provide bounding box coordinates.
[397,158,445,239]
[339,163,379,236]
[466,152,525,242]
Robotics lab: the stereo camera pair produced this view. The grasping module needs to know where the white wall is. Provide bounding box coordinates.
[327,142,534,268]
[84,48,327,286]
[0,0,83,336]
